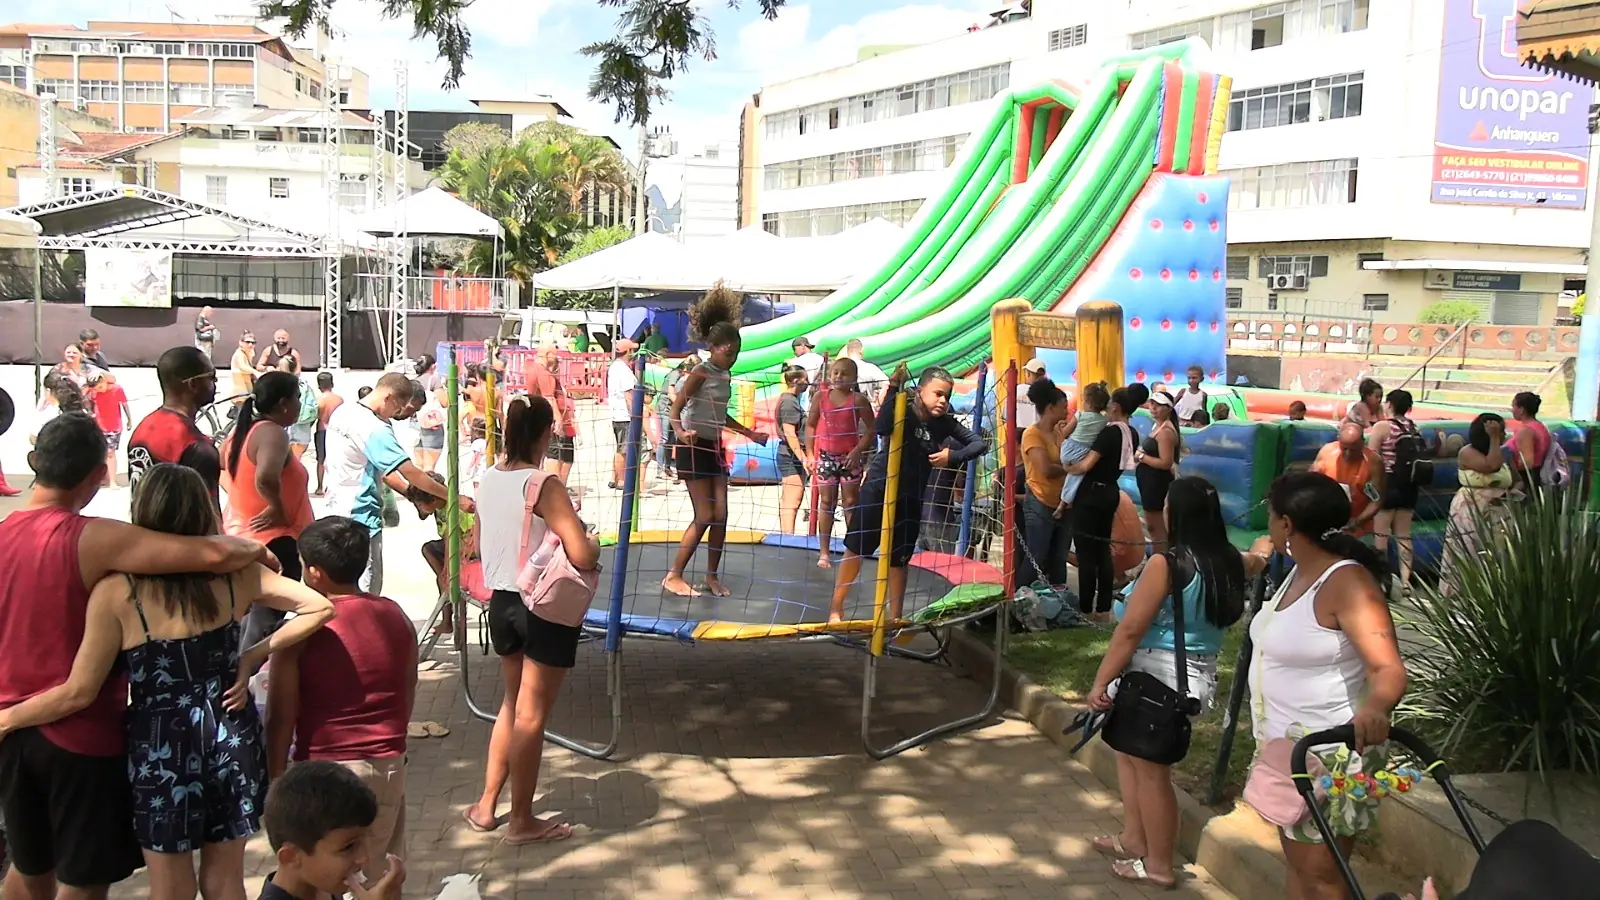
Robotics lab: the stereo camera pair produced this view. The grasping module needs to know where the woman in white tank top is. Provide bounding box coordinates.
[1246,471,1406,900]
[464,395,599,845]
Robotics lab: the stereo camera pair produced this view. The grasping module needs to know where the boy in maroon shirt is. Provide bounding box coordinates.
[0,414,268,898]
[266,516,417,884]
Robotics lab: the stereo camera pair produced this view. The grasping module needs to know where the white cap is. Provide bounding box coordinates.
[1022,358,1046,374]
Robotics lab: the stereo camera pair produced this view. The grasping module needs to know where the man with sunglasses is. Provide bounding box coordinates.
[127,346,222,500]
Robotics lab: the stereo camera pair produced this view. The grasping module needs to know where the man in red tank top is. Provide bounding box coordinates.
[265,517,417,883]
[128,345,222,500]
[0,414,267,895]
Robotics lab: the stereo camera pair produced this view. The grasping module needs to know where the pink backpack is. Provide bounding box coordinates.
[514,470,599,627]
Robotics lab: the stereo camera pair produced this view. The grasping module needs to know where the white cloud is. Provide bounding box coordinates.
[734,2,992,86]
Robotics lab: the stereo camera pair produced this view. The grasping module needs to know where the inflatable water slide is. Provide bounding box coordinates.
[729,38,1232,387]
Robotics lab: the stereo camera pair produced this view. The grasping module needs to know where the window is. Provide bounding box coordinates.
[123,81,164,103]
[37,79,76,102]
[1131,20,1206,50]
[1226,256,1251,279]
[0,65,26,90]
[269,177,290,199]
[1226,158,1359,210]
[1257,255,1330,278]
[220,126,252,141]
[763,134,969,190]
[337,89,350,106]
[338,174,368,211]
[206,175,227,205]
[79,80,119,102]
[1267,292,1280,311]
[1250,3,1293,50]
[1356,251,1383,268]
[1225,287,1244,309]
[1320,0,1370,33]
[1226,72,1363,132]
[170,84,210,105]
[129,126,165,133]
[1362,293,1389,311]
[759,198,925,237]
[763,64,1009,140]
[188,42,256,58]
[1048,24,1088,51]
[297,129,324,144]
[59,177,96,195]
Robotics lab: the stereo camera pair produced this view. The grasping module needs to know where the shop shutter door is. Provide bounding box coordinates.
[1491,291,1541,326]
[1440,290,1493,320]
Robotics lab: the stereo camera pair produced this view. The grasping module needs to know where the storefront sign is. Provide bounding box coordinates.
[1431,0,1590,209]
[1018,312,1075,349]
[1424,270,1524,291]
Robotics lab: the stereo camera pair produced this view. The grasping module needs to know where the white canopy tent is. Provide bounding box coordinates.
[0,210,44,401]
[530,218,904,295]
[353,185,503,239]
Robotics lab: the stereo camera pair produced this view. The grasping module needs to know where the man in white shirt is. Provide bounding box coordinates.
[841,339,889,407]
[1173,365,1209,425]
[787,337,825,381]
[1016,358,1048,429]
[608,340,643,489]
[324,372,467,593]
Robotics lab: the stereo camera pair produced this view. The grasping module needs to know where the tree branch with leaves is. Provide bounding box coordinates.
[265,0,787,124]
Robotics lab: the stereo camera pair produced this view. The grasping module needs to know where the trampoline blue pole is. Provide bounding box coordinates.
[604,355,647,653]
[956,363,989,557]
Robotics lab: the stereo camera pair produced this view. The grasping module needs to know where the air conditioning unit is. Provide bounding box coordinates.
[1267,273,1309,290]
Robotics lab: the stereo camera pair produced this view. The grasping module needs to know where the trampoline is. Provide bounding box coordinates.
[434,358,1016,760]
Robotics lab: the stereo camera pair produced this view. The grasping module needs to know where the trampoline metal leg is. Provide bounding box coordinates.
[861,601,1008,760]
[456,608,497,725]
[543,649,623,760]
[418,590,449,661]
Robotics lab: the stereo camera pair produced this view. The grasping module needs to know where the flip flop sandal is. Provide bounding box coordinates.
[407,722,429,739]
[461,808,501,833]
[422,721,451,737]
[1110,858,1177,891]
[1092,835,1130,858]
[504,821,574,845]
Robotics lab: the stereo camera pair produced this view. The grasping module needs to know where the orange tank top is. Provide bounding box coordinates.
[222,421,314,543]
[815,388,862,455]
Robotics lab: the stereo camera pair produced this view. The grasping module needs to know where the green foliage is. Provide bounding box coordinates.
[1574,293,1587,317]
[440,121,509,158]
[1399,493,1600,799]
[1418,299,1483,325]
[265,0,789,124]
[539,225,635,310]
[435,127,629,284]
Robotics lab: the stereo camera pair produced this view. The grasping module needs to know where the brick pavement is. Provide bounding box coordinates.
[104,630,1235,900]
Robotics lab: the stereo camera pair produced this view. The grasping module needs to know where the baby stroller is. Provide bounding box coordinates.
[1292,725,1600,900]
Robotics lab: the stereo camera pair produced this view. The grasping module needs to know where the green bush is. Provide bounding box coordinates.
[1418,300,1483,325]
[1399,493,1600,800]
[1574,293,1587,317]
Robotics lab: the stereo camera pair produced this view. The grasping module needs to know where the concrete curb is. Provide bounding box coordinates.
[947,628,1413,900]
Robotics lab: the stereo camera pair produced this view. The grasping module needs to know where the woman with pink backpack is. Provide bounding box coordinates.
[462,394,600,845]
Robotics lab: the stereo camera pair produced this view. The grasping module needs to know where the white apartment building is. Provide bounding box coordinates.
[746,0,1593,324]
[648,135,741,243]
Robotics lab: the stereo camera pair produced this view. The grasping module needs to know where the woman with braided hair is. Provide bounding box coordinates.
[663,285,769,597]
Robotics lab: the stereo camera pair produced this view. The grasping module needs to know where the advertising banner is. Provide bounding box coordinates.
[85,248,173,308]
[1432,0,1590,208]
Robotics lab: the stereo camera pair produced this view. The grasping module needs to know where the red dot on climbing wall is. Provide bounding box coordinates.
[1212,269,1223,281]
[1129,317,1142,329]
[1187,320,1199,331]
[1197,191,1208,204]
[1164,371,1175,382]
[1188,269,1200,281]
[1209,220,1220,231]
[1129,267,1142,280]
[1150,219,1163,230]
[1183,219,1195,231]
[1136,370,1148,382]
[1210,321,1220,332]
[1210,371,1220,380]
[1160,318,1172,331]
[1159,268,1172,281]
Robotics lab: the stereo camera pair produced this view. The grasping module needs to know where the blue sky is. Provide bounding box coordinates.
[13,0,993,154]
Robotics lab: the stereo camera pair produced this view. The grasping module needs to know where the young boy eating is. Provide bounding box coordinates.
[260,761,406,900]
[265,517,417,885]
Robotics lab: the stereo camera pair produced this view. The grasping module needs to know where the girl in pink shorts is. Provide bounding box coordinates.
[805,357,875,568]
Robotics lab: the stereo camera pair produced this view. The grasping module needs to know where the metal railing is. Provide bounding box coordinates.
[351,273,517,311]
[1395,321,1470,401]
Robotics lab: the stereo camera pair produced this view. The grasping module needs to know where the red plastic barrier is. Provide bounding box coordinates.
[559,352,608,398]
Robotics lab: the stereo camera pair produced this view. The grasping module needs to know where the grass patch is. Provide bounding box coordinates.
[1007,625,1255,802]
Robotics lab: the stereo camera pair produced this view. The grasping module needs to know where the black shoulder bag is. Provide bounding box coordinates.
[1100,552,1203,765]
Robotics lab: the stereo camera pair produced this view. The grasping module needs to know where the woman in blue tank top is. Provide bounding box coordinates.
[1085,475,1250,889]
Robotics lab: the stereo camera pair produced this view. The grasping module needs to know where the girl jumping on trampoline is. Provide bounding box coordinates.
[663,285,769,597]
[807,356,875,569]
[829,363,988,623]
